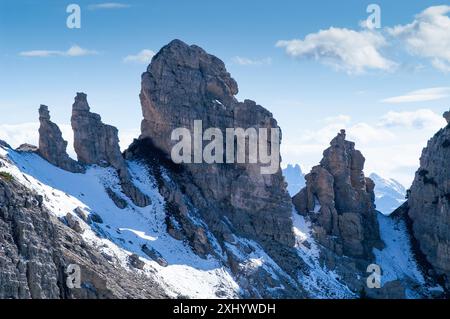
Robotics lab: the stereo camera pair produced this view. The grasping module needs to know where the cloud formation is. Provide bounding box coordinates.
[381,87,450,104]
[20,45,98,57]
[277,5,450,74]
[378,109,446,130]
[276,27,396,74]
[123,49,155,64]
[388,5,450,73]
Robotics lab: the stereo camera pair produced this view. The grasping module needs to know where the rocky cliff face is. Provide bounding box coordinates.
[71,93,149,208]
[293,130,383,292]
[405,110,450,288]
[38,105,84,173]
[137,39,294,250]
[0,171,166,299]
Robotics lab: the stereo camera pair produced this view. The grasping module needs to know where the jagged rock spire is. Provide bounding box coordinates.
[71,93,150,207]
[137,39,294,248]
[293,130,382,259]
[38,104,84,173]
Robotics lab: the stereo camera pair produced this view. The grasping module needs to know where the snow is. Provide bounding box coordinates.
[370,173,406,215]
[373,213,430,297]
[0,145,240,299]
[291,209,355,298]
[312,196,321,213]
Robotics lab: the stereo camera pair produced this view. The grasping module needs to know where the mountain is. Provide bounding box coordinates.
[282,164,306,196]
[292,129,442,298]
[0,39,446,299]
[397,110,450,291]
[369,173,406,216]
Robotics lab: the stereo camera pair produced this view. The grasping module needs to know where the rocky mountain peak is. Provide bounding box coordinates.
[70,93,149,207]
[73,92,90,112]
[293,130,382,276]
[136,39,295,251]
[38,104,50,120]
[38,104,84,173]
[444,109,450,124]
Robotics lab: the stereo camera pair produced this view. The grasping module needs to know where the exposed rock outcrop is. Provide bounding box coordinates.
[71,93,149,208]
[38,105,84,173]
[0,176,166,299]
[294,130,382,259]
[16,144,38,153]
[136,39,294,249]
[293,130,383,292]
[124,39,307,298]
[404,109,450,289]
[444,110,450,124]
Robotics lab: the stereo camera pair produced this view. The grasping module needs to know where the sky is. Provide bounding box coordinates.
[1,0,450,186]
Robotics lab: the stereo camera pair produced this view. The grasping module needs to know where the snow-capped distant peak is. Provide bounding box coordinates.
[369,173,406,216]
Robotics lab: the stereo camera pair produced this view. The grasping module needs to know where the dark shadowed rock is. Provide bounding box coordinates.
[0,140,11,149]
[71,93,149,208]
[405,109,450,288]
[38,105,84,173]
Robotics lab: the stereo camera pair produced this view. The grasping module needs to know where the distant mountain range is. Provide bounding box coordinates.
[282,164,306,196]
[369,173,406,216]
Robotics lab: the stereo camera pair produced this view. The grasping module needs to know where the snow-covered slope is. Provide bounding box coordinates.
[282,164,306,197]
[374,213,443,298]
[0,145,240,298]
[370,173,406,215]
[0,144,358,298]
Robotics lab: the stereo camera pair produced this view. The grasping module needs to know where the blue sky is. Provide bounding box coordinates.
[1,0,450,185]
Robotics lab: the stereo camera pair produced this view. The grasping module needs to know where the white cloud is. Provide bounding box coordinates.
[88,3,130,10]
[378,109,446,130]
[323,114,351,124]
[388,5,450,73]
[381,87,450,104]
[123,49,155,64]
[232,56,272,66]
[20,45,98,57]
[276,27,396,74]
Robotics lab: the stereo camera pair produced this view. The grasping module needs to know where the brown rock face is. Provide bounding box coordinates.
[293,130,382,260]
[137,39,294,248]
[38,105,84,173]
[406,110,450,287]
[71,93,149,207]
